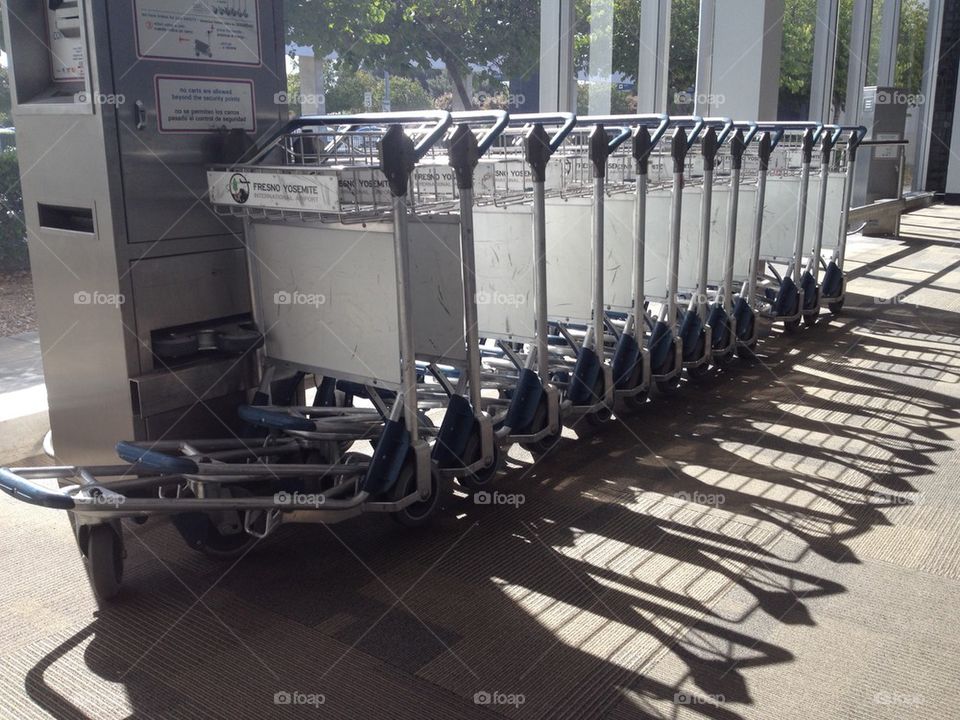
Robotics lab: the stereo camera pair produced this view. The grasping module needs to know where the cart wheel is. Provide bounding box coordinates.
[153,332,199,360]
[686,333,712,381]
[216,326,264,354]
[737,340,758,363]
[391,461,444,528]
[520,397,562,455]
[655,375,681,394]
[828,299,844,315]
[621,390,648,412]
[458,432,502,491]
[175,488,257,559]
[86,524,124,601]
[619,360,648,412]
[586,374,611,426]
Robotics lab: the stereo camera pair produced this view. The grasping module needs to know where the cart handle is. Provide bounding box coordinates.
[668,116,707,151]
[249,110,453,164]
[752,121,823,151]
[699,117,735,146]
[451,110,510,156]
[0,467,76,510]
[735,121,761,146]
[511,112,578,150]
[579,113,670,144]
[824,124,868,151]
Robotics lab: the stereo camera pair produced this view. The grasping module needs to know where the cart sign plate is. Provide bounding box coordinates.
[208,170,341,213]
[156,76,255,132]
[134,0,261,65]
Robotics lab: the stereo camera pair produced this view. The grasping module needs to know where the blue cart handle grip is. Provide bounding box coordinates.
[115,442,200,475]
[0,467,75,510]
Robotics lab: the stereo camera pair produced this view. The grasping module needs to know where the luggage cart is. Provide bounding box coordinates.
[674,117,735,380]
[639,117,704,393]
[541,119,636,424]
[747,122,828,333]
[201,111,513,490]
[640,117,736,389]
[0,111,465,601]
[565,114,671,411]
[803,125,867,319]
[470,113,576,453]
[705,122,760,364]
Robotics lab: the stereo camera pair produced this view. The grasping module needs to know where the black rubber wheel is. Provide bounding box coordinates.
[737,340,758,363]
[685,332,711,382]
[618,360,647,412]
[828,299,844,315]
[178,488,257,559]
[153,333,199,360]
[391,461,444,528]
[216,326,265,354]
[783,317,802,333]
[585,373,611,426]
[520,397,562,455]
[457,432,502,491]
[197,519,256,559]
[655,373,681,394]
[621,390,648,412]
[86,524,124,601]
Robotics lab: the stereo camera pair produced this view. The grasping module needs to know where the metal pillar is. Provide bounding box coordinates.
[693,0,784,120]
[809,0,839,122]
[636,0,672,112]
[875,0,902,87]
[843,0,873,124]
[539,0,577,112]
[915,0,944,191]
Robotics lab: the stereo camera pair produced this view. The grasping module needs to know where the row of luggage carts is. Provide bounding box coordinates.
[0,111,865,599]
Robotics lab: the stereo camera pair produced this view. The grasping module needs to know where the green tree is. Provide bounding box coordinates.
[286,0,540,110]
[0,150,27,271]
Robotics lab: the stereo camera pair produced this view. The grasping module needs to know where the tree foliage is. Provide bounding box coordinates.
[0,150,27,271]
[286,0,539,109]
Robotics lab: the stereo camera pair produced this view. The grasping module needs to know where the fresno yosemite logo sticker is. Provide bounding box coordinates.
[229,173,250,204]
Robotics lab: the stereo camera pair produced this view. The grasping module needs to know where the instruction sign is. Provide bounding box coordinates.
[208,170,341,213]
[46,8,86,81]
[134,0,261,66]
[156,76,255,132]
